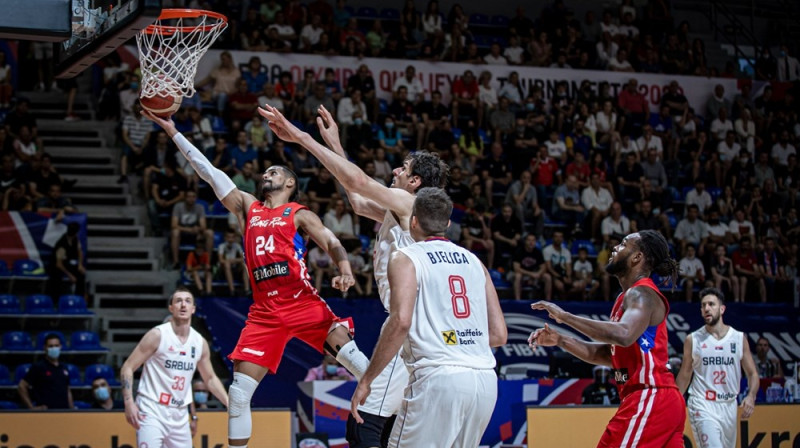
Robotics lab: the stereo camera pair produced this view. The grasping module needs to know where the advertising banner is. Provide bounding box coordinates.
[0,211,88,268]
[526,404,800,447]
[0,409,291,447]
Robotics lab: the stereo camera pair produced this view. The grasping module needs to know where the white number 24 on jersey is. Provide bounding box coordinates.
[255,235,275,255]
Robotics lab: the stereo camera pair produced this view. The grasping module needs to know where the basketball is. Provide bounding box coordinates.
[140,92,182,118]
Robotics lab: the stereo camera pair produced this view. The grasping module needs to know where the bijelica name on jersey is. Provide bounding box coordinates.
[252,261,290,283]
[702,356,735,366]
[164,360,195,371]
[426,251,470,265]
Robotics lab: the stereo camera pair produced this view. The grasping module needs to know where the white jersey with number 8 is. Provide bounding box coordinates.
[397,239,496,373]
[137,322,204,408]
[688,326,744,403]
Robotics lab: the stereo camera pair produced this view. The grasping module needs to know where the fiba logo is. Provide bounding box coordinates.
[298,439,327,448]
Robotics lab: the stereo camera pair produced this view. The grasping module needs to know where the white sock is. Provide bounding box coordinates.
[336,340,370,380]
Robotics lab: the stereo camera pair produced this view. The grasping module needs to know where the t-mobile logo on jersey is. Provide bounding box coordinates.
[613,368,629,384]
[252,261,290,282]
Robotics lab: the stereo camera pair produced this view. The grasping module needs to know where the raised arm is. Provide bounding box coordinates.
[675,333,694,394]
[120,328,161,430]
[142,111,258,229]
[529,323,613,367]
[295,208,354,292]
[197,339,229,408]
[260,105,415,218]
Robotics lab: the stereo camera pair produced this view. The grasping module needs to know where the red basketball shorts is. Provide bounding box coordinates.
[229,293,339,373]
[597,387,685,448]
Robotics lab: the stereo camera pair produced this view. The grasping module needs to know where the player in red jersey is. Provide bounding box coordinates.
[143,111,370,448]
[529,230,685,448]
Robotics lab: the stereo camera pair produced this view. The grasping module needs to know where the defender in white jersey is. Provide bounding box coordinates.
[121,287,229,447]
[676,287,760,448]
[261,104,450,447]
[351,188,507,447]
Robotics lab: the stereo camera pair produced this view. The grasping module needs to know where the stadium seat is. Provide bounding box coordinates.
[469,13,489,26]
[2,332,32,351]
[491,15,510,27]
[14,363,31,382]
[379,7,400,20]
[0,401,19,409]
[24,294,54,314]
[36,331,66,350]
[57,295,90,314]
[73,400,92,409]
[65,363,82,386]
[473,35,490,48]
[70,331,104,351]
[356,6,378,19]
[213,232,223,248]
[708,187,722,202]
[488,269,511,288]
[0,260,9,275]
[451,127,462,140]
[209,115,228,135]
[0,294,20,314]
[358,234,371,253]
[12,259,45,276]
[84,364,118,385]
[0,364,11,385]
[450,206,467,224]
[209,200,228,217]
[195,199,210,215]
[378,99,389,115]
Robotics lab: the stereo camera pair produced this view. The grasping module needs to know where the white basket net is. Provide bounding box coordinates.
[136,10,227,99]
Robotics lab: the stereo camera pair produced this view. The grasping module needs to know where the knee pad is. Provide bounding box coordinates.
[228,372,258,440]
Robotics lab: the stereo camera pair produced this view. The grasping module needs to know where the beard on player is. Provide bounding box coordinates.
[605,251,631,277]
[704,309,721,326]
[262,178,285,196]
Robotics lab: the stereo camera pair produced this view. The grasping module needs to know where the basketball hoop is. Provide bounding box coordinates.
[136,9,227,100]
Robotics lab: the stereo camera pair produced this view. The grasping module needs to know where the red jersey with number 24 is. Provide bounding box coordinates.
[244,201,314,303]
[609,277,677,398]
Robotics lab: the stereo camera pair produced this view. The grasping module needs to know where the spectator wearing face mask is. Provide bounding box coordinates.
[304,354,355,381]
[18,334,73,409]
[91,377,122,410]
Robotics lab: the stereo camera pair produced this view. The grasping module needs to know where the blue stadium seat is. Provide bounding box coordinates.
[571,240,598,257]
[356,6,378,18]
[378,99,389,115]
[70,331,104,351]
[478,128,490,144]
[209,115,228,135]
[25,295,54,314]
[195,199,210,214]
[470,13,489,26]
[451,127,462,140]
[379,8,400,20]
[65,363,82,386]
[0,401,19,409]
[666,212,678,229]
[489,269,511,288]
[73,400,92,409]
[213,232,224,248]
[290,120,305,132]
[450,206,467,224]
[0,294,20,314]
[58,295,90,314]
[358,235,371,253]
[2,332,32,351]
[36,331,66,350]
[0,364,11,385]
[491,15,510,27]
[12,259,45,276]
[473,35,490,48]
[84,364,118,385]
[708,187,722,202]
[14,363,31,382]
[209,200,228,217]
[0,260,9,275]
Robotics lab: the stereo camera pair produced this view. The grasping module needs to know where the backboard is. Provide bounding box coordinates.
[55,0,162,78]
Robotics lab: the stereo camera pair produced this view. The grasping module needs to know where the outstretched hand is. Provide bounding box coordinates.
[140,110,178,137]
[258,104,305,144]
[315,105,343,154]
[531,301,567,324]
[528,323,562,349]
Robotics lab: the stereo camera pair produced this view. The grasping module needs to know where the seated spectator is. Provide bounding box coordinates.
[171,190,214,269]
[445,166,471,207]
[419,90,450,148]
[759,236,790,301]
[267,11,298,48]
[573,247,600,300]
[544,130,568,166]
[543,231,576,300]
[232,160,257,195]
[615,152,644,206]
[630,199,669,236]
[229,131,258,174]
[308,243,334,291]
[346,65,377,121]
[300,13,324,51]
[196,51,241,112]
[735,108,758,155]
[91,377,122,410]
[388,86,418,141]
[347,244,373,297]
[377,116,405,165]
[147,159,186,235]
[307,167,338,215]
[732,238,766,302]
[459,120,484,158]
[490,97,515,144]
[29,153,69,200]
[491,203,522,270]
[498,72,524,112]
[729,208,756,246]
[142,132,177,199]
[337,89,368,135]
[484,42,508,65]
[596,234,620,300]
[706,84,731,123]
[618,79,649,134]
[228,79,260,124]
[705,209,730,251]
[217,230,249,296]
[565,152,591,188]
[582,366,620,405]
[35,183,76,214]
[18,333,72,409]
[118,102,151,183]
[771,130,796,168]
[186,240,212,295]
[581,172,614,242]
[709,107,733,142]
[393,65,425,105]
[258,83,285,114]
[304,355,355,381]
[678,244,705,302]
[48,222,86,298]
[511,234,552,300]
[636,125,663,160]
[505,170,543,237]
[479,142,512,204]
[461,200,495,269]
[323,198,358,242]
[596,32,619,69]
[0,50,12,108]
[552,175,585,232]
[601,202,630,244]
[275,71,297,120]
[451,70,481,128]
[675,204,709,257]
[754,337,784,379]
[504,36,525,65]
[710,244,739,303]
[685,179,713,217]
[566,121,593,161]
[608,49,634,72]
[12,125,42,171]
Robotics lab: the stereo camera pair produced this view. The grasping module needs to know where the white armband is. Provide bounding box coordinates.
[172,133,236,200]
